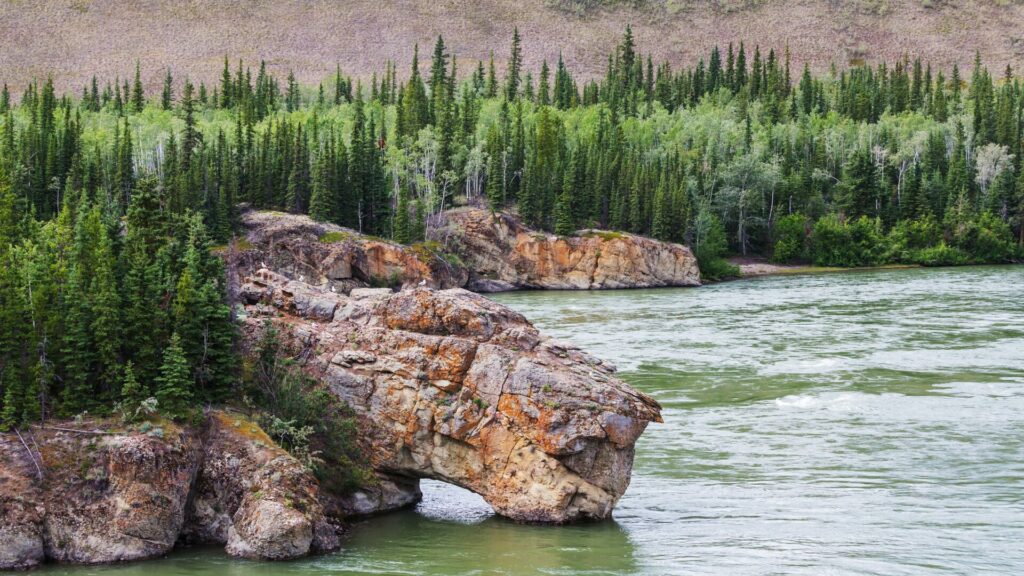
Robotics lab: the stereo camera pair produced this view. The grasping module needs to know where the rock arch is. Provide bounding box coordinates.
[240,270,661,522]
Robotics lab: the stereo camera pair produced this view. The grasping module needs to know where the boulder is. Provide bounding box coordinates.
[0,423,203,566]
[235,208,699,294]
[0,435,45,570]
[326,472,422,518]
[240,269,662,523]
[183,411,339,560]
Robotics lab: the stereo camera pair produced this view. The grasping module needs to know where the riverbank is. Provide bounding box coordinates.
[728,256,922,280]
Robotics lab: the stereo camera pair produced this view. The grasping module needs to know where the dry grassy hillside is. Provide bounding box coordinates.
[1,0,1023,93]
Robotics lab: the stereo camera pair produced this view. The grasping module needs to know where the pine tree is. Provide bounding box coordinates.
[161,68,174,110]
[154,333,193,420]
[505,27,523,100]
[131,61,145,112]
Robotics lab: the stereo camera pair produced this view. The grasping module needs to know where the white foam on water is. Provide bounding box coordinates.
[774,392,866,412]
[759,357,845,376]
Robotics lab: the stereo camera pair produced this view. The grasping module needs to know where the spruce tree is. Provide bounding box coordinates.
[119,361,149,422]
[89,219,122,397]
[161,68,174,110]
[154,333,193,420]
[505,27,523,100]
[554,186,574,236]
[538,60,551,106]
[485,125,505,211]
[131,61,145,112]
[486,51,498,98]
[308,152,334,222]
[394,185,411,244]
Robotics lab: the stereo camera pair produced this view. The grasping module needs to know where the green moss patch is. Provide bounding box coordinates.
[319,231,351,244]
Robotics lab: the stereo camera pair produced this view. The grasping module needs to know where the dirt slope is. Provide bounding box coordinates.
[0,0,1022,93]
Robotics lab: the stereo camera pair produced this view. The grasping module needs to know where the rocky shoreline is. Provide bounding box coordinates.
[0,209,680,570]
[0,411,337,570]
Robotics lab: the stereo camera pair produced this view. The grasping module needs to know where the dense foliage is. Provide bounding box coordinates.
[1,27,1022,426]
[245,322,368,492]
[0,173,236,427]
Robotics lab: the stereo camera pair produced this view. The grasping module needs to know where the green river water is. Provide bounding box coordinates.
[36,266,1024,575]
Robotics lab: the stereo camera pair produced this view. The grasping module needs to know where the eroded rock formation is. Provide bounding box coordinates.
[444,208,701,291]
[237,208,467,292]
[182,412,339,560]
[239,268,663,523]
[237,208,700,294]
[0,411,338,568]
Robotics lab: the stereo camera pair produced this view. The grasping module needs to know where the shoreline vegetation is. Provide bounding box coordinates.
[730,256,920,279]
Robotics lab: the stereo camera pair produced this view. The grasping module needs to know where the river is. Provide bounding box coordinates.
[38,266,1024,575]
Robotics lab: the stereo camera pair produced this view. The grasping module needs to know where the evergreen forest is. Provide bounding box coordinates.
[1,27,1022,428]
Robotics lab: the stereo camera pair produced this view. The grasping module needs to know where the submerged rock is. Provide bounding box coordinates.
[444,208,701,290]
[240,268,662,523]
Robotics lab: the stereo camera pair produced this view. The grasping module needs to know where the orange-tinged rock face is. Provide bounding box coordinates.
[445,208,701,291]
[241,270,662,523]
[237,207,698,295]
[237,208,468,293]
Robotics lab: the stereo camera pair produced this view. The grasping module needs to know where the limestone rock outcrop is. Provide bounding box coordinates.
[0,411,336,568]
[0,423,202,568]
[239,268,663,523]
[0,435,46,570]
[237,208,467,292]
[183,411,339,560]
[444,208,701,291]
[237,208,700,294]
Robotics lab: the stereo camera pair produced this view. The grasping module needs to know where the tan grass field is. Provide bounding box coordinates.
[1,0,1022,93]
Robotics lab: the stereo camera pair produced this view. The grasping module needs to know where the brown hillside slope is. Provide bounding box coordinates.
[0,0,1022,93]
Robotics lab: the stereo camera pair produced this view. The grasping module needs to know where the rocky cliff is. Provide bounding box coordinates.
[237,208,467,292]
[238,208,700,294]
[443,209,701,291]
[238,268,663,523]
[0,412,338,569]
